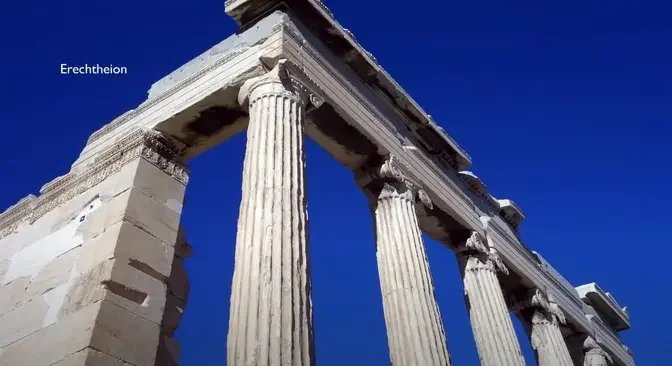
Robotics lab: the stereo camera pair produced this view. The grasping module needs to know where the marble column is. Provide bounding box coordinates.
[362,157,452,366]
[456,228,525,366]
[512,289,574,366]
[583,336,613,366]
[227,60,322,366]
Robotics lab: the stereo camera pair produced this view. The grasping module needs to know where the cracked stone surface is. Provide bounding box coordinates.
[0,149,187,366]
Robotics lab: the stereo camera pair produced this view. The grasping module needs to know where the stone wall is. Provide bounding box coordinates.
[0,153,188,366]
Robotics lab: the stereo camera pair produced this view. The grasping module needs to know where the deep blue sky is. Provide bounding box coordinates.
[1,0,669,364]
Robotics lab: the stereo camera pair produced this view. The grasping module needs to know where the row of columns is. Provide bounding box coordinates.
[225,61,615,365]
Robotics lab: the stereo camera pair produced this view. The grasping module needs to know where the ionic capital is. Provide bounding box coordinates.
[356,155,433,209]
[583,336,613,364]
[377,182,414,202]
[510,288,567,325]
[510,288,550,314]
[457,231,509,274]
[457,215,508,274]
[238,59,325,110]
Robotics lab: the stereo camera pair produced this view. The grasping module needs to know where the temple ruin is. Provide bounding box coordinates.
[0,1,632,365]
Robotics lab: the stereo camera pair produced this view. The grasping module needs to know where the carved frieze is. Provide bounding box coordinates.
[0,129,188,240]
[0,195,38,239]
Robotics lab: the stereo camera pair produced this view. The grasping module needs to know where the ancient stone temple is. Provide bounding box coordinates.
[0,1,633,365]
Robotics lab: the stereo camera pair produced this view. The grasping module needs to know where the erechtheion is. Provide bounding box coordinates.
[0,1,632,365]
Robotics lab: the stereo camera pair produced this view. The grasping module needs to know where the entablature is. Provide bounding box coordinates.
[496,199,525,229]
[532,251,584,307]
[577,282,631,332]
[226,0,472,172]
[458,171,525,230]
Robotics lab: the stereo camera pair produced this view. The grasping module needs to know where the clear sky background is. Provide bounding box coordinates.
[1,0,670,365]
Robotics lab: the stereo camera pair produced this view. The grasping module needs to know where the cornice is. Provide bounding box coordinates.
[458,171,525,230]
[497,199,525,228]
[305,0,472,168]
[576,282,630,331]
[459,171,499,211]
[0,129,188,240]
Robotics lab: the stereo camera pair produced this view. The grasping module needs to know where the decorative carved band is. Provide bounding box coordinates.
[0,129,188,240]
[238,59,325,110]
[356,155,433,209]
[0,195,38,237]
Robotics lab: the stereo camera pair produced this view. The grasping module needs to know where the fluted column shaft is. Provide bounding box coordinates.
[374,182,451,366]
[528,310,574,366]
[227,61,315,366]
[514,290,573,366]
[457,231,525,366]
